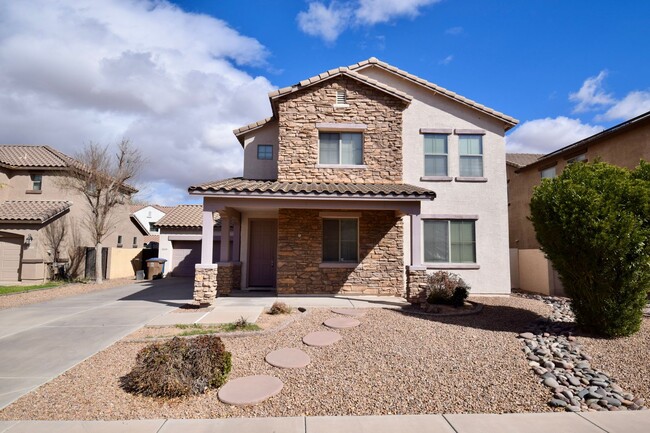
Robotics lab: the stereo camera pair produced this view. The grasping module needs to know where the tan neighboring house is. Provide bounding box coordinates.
[0,145,143,282]
[507,110,650,295]
[156,205,226,277]
[187,57,517,304]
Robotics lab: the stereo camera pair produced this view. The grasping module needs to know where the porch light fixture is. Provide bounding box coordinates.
[25,234,33,246]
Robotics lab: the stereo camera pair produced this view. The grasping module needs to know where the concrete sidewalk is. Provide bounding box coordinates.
[1,412,649,432]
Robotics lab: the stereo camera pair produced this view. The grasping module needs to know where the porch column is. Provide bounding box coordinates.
[220,215,231,262]
[232,218,241,261]
[201,210,214,265]
[411,214,422,266]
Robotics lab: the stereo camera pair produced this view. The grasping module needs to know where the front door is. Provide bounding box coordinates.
[248,219,277,287]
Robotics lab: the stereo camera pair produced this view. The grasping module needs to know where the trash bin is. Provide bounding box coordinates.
[135,270,145,280]
[146,258,167,280]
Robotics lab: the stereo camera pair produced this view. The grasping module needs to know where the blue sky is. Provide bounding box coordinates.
[0,1,648,204]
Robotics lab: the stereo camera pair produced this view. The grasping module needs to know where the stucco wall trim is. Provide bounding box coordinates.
[420,176,452,182]
[455,128,486,135]
[421,214,479,220]
[419,128,453,134]
[455,177,488,183]
[426,263,481,270]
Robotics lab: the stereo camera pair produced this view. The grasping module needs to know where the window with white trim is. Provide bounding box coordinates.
[459,135,483,177]
[322,218,358,262]
[567,153,586,164]
[30,174,43,191]
[424,134,448,176]
[319,132,363,165]
[423,220,476,263]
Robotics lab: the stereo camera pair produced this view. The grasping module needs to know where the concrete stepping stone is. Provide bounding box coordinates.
[265,348,311,368]
[331,308,365,317]
[323,316,361,329]
[218,375,283,406]
[303,330,342,347]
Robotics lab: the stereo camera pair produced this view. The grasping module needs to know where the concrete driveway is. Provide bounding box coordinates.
[0,278,193,409]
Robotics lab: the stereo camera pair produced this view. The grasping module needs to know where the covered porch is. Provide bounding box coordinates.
[189,179,435,305]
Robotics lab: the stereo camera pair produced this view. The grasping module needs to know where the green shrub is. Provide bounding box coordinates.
[269,301,292,315]
[121,335,232,398]
[530,160,650,337]
[426,271,470,307]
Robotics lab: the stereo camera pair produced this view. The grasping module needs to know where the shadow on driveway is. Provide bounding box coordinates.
[118,277,194,308]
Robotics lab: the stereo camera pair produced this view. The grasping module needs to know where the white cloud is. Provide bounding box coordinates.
[598,90,650,121]
[0,0,276,205]
[297,0,440,41]
[296,2,352,43]
[439,55,453,65]
[569,71,615,113]
[355,0,440,25]
[445,26,463,35]
[506,117,604,154]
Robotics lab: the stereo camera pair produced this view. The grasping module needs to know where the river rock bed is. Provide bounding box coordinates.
[515,293,647,412]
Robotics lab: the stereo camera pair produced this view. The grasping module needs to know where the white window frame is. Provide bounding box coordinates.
[321,217,359,264]
[30,174,43,191]
[458,135,484,178]
[423,134,448,177]
[318,132,364,166]
[540,166,557,179]
[422,219,477,264]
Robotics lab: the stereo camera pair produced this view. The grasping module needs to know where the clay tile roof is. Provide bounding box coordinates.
[143,235,160,244]
[506,153,544,168]
[0,145,68,168]
[267,68,412,103]
[155,205,221,229]
[0,200,72,223]
[233,117,275,137]
[188,178,436,200]
[348,57,519,129]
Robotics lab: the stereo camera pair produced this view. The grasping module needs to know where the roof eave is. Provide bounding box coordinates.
[188,189,435,201]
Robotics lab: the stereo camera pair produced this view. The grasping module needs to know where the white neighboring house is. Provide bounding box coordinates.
[130,205,172,246]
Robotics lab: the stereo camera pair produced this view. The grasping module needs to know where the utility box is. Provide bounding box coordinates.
[146,258,167,280]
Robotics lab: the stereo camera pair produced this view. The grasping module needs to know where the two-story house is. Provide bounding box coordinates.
[188,58,517,304]
[130,204,175,247]
[507,110,650,295]
[0,145,142,282]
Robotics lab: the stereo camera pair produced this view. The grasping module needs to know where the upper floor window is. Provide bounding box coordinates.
[540,166,556,179]
[257,144,273,160]
[567,153,587,164]
[424,134,448,176]
[323,218,358,263]
[319,132,363,165]
[117,235,123,247]
[30,174,43,191]
[149,222,159,233]
[424,219,476,263]
[132,237,138,248]
[459,135,483,177]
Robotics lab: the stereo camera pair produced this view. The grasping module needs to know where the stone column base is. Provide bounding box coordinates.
[194,262,242,305]
[406,266,428,304]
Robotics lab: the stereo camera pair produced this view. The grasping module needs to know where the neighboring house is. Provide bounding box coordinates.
[156,205,225,277]
[130,204,175,247]
[507,110,650,295]
[0,145,142,282]
[188,57,517,303]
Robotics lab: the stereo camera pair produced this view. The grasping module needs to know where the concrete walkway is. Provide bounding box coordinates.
[0,412,649,432]
[0,278,193,409]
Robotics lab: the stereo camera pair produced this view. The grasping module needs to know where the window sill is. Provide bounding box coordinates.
[455,177,487,183]
[332,104,350,108]
[316,164,367,169]
[26,190,42,194]
[319,262,358,269]
[423,263,480,270]
[420,176,452,182]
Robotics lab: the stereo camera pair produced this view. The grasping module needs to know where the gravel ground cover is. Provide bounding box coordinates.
[0,296,556,420]
[0,278,138,310]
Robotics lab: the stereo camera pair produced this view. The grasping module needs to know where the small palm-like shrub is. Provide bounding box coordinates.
[269,301,293,315]
[426,271,470,307]
[121,335,231,398]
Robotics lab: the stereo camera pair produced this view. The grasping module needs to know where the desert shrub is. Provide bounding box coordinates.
[269,301,292,315]
[426,271,470,307]
[121,335,231,398]
[530,160,650,337]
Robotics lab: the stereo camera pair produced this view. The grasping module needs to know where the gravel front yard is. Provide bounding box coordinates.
[0,296,559,420]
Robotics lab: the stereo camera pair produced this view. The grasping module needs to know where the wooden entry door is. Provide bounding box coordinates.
[248,219,277,287]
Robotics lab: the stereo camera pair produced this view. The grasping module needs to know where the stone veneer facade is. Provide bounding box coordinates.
[406,266,429,304]
[275,76,407,183]
[276,209,403,295]
[193,263,241,304]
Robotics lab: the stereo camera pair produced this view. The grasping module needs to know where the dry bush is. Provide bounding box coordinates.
[269,301,292,315]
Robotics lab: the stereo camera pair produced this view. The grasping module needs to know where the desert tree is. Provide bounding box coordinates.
[42,216,67,278]
[58,139,142,283]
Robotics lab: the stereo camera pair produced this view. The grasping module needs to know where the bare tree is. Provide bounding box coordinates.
[65,220,85,280]
[43,217,66,278]
[58,139,142,283]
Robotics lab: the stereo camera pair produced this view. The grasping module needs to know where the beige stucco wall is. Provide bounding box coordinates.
[106,247,141,279]
[242,120,279,180]
[358,66,512,294]
[158,227,202,276]
[518,249,551,295]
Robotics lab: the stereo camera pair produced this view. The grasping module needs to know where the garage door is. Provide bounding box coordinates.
[0,235,22,282]
[171,240,221,277]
